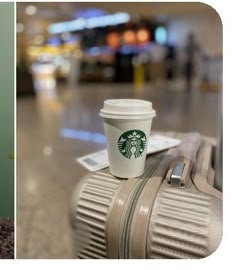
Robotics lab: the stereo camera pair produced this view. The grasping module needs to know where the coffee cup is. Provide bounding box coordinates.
[100,99,156,178]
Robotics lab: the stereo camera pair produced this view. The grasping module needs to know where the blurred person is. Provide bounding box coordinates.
[68,52,81,86]
[114,46,136,82]
[183,32,200,91]
[165,43,177,80]
[164,43,177,90]
[149,44,166,86]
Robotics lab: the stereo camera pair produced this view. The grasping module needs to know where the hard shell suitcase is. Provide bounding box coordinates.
[70,133,222,259]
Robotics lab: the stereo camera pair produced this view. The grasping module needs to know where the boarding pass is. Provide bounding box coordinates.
[76,134,181,172]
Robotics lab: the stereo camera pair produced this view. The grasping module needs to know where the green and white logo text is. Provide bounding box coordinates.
[118,130,147,159]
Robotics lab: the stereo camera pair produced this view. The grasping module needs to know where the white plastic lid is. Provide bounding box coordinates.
[100,99,156,119]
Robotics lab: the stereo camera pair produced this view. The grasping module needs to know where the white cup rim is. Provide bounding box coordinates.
[100,111,156,119]
[100,99,156,119]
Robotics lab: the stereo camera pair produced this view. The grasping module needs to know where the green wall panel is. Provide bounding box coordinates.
[0,3,14,217]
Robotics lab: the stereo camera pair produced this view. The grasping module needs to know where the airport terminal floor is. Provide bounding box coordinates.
[17,82,220,258]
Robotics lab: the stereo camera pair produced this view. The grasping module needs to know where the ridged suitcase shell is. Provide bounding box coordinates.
[71,135,222,259]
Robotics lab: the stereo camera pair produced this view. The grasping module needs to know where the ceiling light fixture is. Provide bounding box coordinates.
[48,12,130,34]
[25,5,37,16]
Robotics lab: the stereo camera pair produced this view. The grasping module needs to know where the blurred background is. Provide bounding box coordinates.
[17,2,222,258]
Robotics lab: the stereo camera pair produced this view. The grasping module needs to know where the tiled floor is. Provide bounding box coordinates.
[17,82,221,258]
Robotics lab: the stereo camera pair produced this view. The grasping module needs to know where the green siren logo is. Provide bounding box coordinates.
[118,130,147,159]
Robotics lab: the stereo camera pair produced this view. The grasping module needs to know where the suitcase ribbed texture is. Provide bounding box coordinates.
[71,133,222,259]
[148,184,211,259]
[74,172,121,259]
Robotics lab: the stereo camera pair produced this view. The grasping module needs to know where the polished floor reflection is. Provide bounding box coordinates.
[17,82,220,258]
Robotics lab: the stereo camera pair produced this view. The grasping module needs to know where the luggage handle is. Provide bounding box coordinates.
[165,132,201,189]
[166,156,193,188]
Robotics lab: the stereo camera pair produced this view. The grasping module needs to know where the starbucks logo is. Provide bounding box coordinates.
[118,130,147,159]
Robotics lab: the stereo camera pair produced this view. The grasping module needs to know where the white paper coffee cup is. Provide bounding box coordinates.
[100,99,156,178]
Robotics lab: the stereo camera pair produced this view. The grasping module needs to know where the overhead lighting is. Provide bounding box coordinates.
[154,26,167,45]
[137,29,150,44]
[48,12,130,34]
[123,30,136,45]
[25,5,37,16]
[106,32,120,49]
[17,23,24,33]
